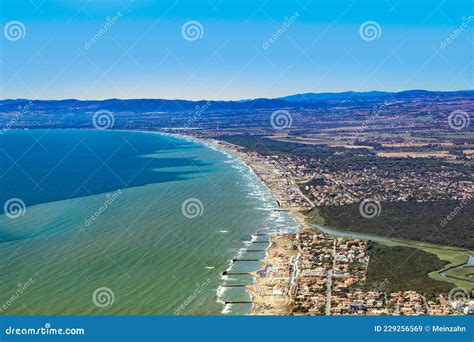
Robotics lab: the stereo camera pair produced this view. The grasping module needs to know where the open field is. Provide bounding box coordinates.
[377,151,452,158]
[382,142,455,148]
[270,136,374,150]
[446,266,474,281]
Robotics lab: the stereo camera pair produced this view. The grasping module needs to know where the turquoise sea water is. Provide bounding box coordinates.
[0,130,298,315]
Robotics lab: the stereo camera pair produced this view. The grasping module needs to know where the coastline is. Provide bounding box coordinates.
[74,129,471,313]
[2,129,296,315]
[8,128,303,315]
[50,130,474,307]
[5,129,470,315]
[168,134,308,315]
[161,133,472,316]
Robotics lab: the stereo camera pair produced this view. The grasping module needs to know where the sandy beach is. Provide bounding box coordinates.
[183,136,311,315]
[245,234,299,315]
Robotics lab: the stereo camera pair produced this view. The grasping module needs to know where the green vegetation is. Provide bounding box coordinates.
[221,135,339,159]
[349,261,366,272]
[365,243,454,298]
[224,134,474,292]
[220,135,470,173]
[446,265,474,281]
[316,200,474,249]
[306,208,473,290]
[305,208,326,225]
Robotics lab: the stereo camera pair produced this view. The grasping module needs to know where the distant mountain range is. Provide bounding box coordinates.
[276,91,391,102]
[0,90,473,113]
[276,89,474,102]
[0,98,295,113]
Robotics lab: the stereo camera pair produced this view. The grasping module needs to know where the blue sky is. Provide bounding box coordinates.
[1,0,472,100]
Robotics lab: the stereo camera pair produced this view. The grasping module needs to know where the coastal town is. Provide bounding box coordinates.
[249,229,470,316]
[208,138,474,316]
[204,139,473,208]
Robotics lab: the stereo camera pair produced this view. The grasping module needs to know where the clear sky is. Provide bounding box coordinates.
[0,0,472,100]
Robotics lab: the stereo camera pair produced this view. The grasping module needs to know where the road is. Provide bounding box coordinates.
[325,239,337,315]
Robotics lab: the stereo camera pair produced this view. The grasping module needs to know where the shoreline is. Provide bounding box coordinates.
[26,129,473,295]
[173,135,309,315]
[29,129,471,309]
[160,132,302,315]
[163,133,472,315]
[2,129,293,315]
[8,129,303,315]
[7,129,470,315]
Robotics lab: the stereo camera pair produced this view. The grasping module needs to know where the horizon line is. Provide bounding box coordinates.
[1,88,472,103]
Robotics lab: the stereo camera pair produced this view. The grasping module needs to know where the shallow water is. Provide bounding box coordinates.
[0,130,298,315]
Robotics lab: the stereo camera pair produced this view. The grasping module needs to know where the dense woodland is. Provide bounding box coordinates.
[364,243,453,298]
[318,200,474,249]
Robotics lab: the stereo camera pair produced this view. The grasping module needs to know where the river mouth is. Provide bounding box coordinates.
[440,255,474,283]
